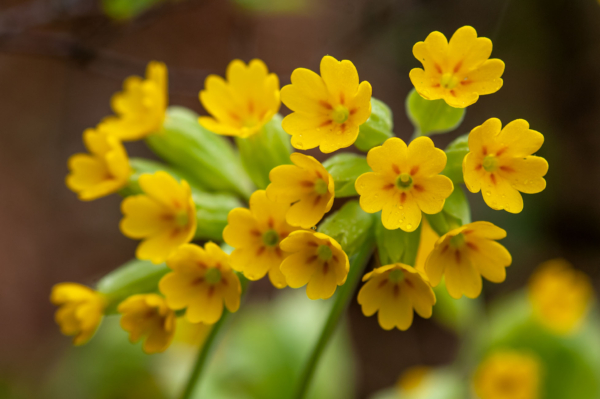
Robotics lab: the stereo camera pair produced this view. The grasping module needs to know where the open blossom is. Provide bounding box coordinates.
[223,190,303,288]
[66,127,131,201]
[281,55,372,153]
[358,263,436,331]
[120,171,197,264]
[425,221,511,299]
[279,231,349,300]
[474,350,541,399]
[409,26,504,108]
[528,259,594,335]
[118,293,176,354]
[199,59,280,138]
[356,137,454,232]
[50,283,106,345]
[101,61,168,141]
[159,243,241,325]
[463,118,548,213]
[266,153,335,228]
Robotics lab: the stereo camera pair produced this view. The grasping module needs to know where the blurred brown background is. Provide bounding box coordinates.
[1,0,600,397]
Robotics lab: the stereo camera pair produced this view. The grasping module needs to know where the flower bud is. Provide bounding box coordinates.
[442,133,469,184]
[323,153,371,198]
[318,200,374,256]
[375,217,421,266]
[354,98,393,152]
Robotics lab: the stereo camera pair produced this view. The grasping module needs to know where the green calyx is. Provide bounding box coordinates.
[317,245,333,261]
[314,178,329,195]
[331,105,350,124]
[388,268,405,283]
[449,233,466,248]
[395,173,413,189]
[262,229,280,247]
[175,211,189,227]
[204,268,222,285]
[482,155,499,172]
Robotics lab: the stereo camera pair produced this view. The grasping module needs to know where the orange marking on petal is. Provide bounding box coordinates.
[410,165,419,175]
[393,284,400,297]
[450,90,457,97]
[460,80,472,86]
[496,147,508,156]
[463,229,473,235]
[250,229,261,237]
[315,171,323,179]
[319,100,333,110]
[248,101,254,113]
[490,174,497,185]
[340,123,346,133]
[383,183,394,191]
[197,261,207,269]
[482,146,488,156]
[400,192,407,204]
[192,277,204,285]
[320,120,333,127]
[256,246,266,256]
[313,195,321,206]
[392,164,400,174]
[413,184,424,192]
[349,108,357,115]
[466,242,478,251]
[268,217,274,228]
[307,241,319,247]
[300,180,315,187]
[275,246,283,258]
[332,255,339,263]
[500,166,515,173]
[340,93,345,105]
[307,255,318,264]
[405,278,414,288]
[475,164,482,171]
[221,277,228,286]
[454,61,462,73]
[431,83,441,88]
[378,279,388,288]
[323,262,329,274]
[441,245,449,254]
[434,64,442,74]
[455,250,461,264]
[208,286,215,297]
[229,112,241,121]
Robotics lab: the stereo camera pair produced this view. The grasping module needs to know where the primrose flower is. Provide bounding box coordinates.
[529,259,594,335]
[120,171,197,264]
[159,243,241,324]
[266,153,335,228]
[410,26,504,108]
[281,55,372,153]
[356,137,454,232]
[101,61,167,141]
[50,283,106,345]
[199,59,280,138]
[463,118,548,213]
[358,263,436,331]
[66,128,131,201]
[473,350,541,399]
[118,293,176,354]
[223,190,303,288]
[279,231,349,300]
[425,221,511,299]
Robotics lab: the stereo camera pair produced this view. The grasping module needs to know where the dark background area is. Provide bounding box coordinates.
[1,0,600,397]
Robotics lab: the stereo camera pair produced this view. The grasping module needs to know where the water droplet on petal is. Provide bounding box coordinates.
[406,224,413,230]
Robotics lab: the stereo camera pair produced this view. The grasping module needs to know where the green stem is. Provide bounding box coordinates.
[293,238,375,399]
[179,276,250,399]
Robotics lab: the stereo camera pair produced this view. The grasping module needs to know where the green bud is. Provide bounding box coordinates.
[96,259,170,314]
[406,88,466,137]
[145,106,253,200]
[355,97,394,152]
[323,153,371,198]
[192,190,242,241]
[375,216,421,266]
[235,114,292,189]
[442,133,469,184]
[318,200,373,256]
[443,185,471,225]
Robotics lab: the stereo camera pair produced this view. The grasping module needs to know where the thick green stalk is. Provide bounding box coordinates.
[293,237,375,399]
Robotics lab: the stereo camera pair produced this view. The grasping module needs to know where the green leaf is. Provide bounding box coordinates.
[355,98,394,152]
[323,153,371,198]
[318,200,374,256]
[441,133,469,184]
[192,191,242,241]
[375,217,421,266]
[406,89,466,136]
[424,212,450,237]
[443,186,471,225]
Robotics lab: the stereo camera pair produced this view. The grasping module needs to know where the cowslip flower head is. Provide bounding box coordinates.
[199,59,280,138]
[463,118,548,213]
[223,190,303,288]
[409,26,504,108]
[159,243,241,324]
[473,350,541,399]
[358,264,436,331]
[279,231,349,300]
[101,61,167,141]
[66,128,131,201]
[266,153,335,228]
[356,137,454,232]
[528,259,594,335]
[118,293,176,354]
[50,283,106,345]
[120,171,197,264]
[425,221,511,299]
[281,55,372,153]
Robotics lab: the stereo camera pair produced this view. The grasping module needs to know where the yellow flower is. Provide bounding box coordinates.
[159,243,241,324]
[120,171,197,264]
[281,55,372,153]
[414,218,438,273]
[223,190,303,288]
[118,293,176,354]
[101,61,168,141]
[425,221,511,299]
[266,153,335,228]
[198,59,280,138]
[279,231,349,300]
[397,366,432,392]
[463,118,548,213]
[66,127,131,201]
[409,26,504,108]
[528,259,594,335]
[473,350,541,399]
[356,137,454,232]
[174,318,212,347]
[50,283,106,345]
[358,263,436,331]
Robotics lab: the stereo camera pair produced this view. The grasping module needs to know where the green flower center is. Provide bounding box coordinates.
[482,155,499,172]
[317,245,333,261]
[331,105,349,124]
[449,233,466,249]
[262,229,280,247]
[314,178,328,195]
[395,173,413,189]
[388,269,405,283]
[175,211,189,227]
[440,73,459,90]
[204,268,222,285]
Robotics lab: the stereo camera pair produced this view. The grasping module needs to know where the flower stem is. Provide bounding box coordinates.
[293,238,375,399]
[179,276,250,399]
